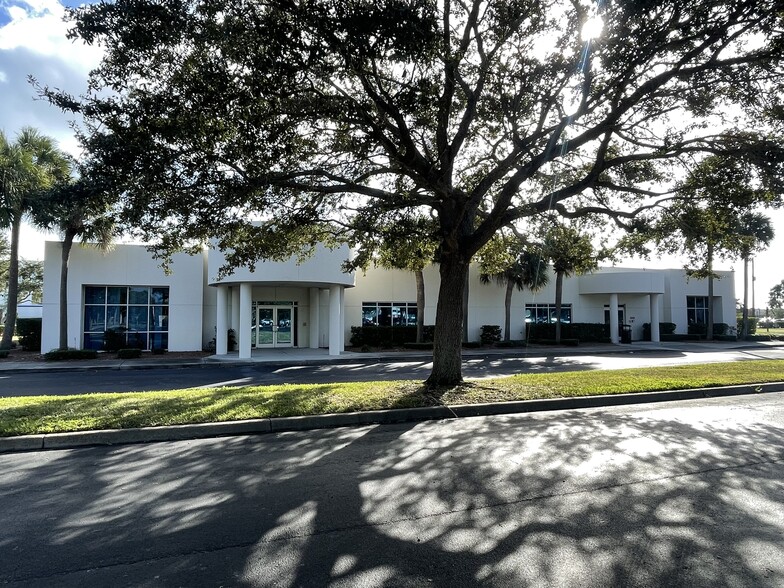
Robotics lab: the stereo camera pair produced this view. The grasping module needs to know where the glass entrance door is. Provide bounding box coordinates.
[254,306,293,348]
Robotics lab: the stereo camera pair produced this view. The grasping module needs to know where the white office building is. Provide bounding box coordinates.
[40,241,736,355]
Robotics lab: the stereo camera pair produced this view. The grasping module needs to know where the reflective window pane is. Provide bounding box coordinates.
[129,287,149,304]
[84,306,105,332]
[106,306,127,330]
[85,286,106,304]
[150,306,168,331]
[107,287,127,304]
[83,333,104,350]
[151,287,169,304]
[128,306,148,331]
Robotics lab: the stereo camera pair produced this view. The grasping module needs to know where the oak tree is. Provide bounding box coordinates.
[46,0,784,384]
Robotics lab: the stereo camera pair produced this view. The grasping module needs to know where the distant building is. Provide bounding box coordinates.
[40,241,736,355]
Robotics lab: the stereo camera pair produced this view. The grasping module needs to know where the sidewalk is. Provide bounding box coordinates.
[0,339,782,374]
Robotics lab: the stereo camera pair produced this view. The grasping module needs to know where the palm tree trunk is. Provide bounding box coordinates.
[707,242,714,341]
[415,269,425,343]
[0,215,21,350]
[59,230,76,350]
[503,279,513,342]
[554,271,564,344]
[741,254,749,339]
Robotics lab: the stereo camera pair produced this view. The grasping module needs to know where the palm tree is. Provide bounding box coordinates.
[544,224,597,344]
[736,212,774,338]
[33,175,117,350]
[0,128,69,350]
[480,241,549,343]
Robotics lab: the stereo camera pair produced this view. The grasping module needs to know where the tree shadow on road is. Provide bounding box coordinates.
[1,394,783,586]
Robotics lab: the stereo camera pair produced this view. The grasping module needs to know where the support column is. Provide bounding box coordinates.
[231,287,240,334]
[329,285,342,356]
[650,293,661,343]
[216,285,228,355]
[609,293,619,345]
[339,285,345,352]
[239,283,252,359]
[309,288,320,349]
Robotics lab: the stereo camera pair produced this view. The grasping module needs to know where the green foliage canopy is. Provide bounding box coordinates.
[44,0,784,383]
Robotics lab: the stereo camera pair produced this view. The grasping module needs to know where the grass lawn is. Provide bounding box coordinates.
[1,360,782,437]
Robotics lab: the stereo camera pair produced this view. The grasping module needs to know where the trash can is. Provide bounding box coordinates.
[620,324,632,344]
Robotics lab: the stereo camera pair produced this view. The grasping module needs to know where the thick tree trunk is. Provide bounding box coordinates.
[554,271,564,343]
[707,242,714,341]
[503,279,513,342]
[59,231,76,350]
[741,254,749,339]
[415,269,425,343]
[426,253,469,388]
[0,216,22,350]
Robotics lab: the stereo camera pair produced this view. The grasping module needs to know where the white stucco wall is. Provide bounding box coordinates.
[42,242,209,352]
[41,241,737,350]
[208,244,355,288]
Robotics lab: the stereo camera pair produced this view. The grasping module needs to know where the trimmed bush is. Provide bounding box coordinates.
[688,322,731,337]
[16,318,42,352]
[642,322,677,340]
[480,325,501,344]
[0,350,9,359]
[117,348,142,359]
[349,325,435,347]
[526,322,610,343]
[44,349,99,361]
[104,327,128,352]
[737,316,758,335]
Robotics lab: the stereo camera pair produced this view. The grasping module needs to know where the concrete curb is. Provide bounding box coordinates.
[2,381,782,454]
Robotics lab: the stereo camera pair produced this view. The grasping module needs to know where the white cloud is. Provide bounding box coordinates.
[0,69,7,82]
[0,0,102,71]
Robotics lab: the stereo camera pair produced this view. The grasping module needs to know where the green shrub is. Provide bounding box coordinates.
[688,322,731,337]
[44,349,99,361]
[0,349,9,359]
[480,325,501,344]
[151,347,166,355]
[736,316,758,335]
[526,323,609,343]
[227,328,237,351]
[16,318,42,352]
[642,322,677,340]
[104,327,128,352]
[349,325,435,347]
[117,348,142,359]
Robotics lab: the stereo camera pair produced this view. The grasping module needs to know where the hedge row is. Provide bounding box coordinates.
[350,325,435,347]
[525,323,610,343]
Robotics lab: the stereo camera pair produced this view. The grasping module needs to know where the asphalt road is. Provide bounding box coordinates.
[1,392,783,587]
[1,345,783,396]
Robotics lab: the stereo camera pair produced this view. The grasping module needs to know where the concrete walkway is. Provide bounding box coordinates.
[1,339,781,373]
